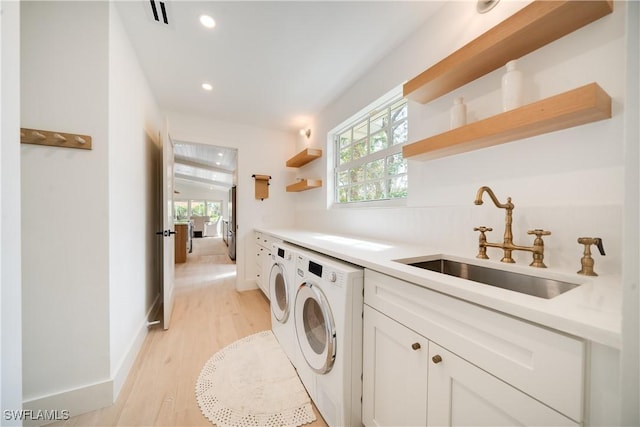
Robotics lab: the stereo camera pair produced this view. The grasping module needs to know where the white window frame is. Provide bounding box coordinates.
[327,85,408,208]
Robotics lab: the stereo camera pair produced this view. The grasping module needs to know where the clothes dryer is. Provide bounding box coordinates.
[293,249,364,427]
[268,242,298,365]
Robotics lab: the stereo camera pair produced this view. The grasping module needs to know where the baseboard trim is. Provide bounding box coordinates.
[23,294,162,426]
[112,292,160,399]
[237,278,259,292]
[22,380,112,427]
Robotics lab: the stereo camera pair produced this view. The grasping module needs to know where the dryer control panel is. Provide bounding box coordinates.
[273,244,293,262]
[296,254,344,287]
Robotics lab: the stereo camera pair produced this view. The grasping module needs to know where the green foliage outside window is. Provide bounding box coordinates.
[173,200,222,222]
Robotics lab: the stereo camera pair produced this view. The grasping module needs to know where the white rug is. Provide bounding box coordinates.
[196,330,317,427]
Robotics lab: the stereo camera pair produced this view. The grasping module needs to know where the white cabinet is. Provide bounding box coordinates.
[254,231,274,298]
[363,269,583,427]
[362,306,428,427]
[427,343,576,426]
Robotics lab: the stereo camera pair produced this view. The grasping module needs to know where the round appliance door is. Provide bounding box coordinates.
[269,263,290,323]
[294,281,336,374]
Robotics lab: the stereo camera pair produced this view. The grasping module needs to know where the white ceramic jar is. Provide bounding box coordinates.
[501,60,524,111]
[450,96,467,129]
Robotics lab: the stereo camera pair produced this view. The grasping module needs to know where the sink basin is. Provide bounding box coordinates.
[397,258,579,299]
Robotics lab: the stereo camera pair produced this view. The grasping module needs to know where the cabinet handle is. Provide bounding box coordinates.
[411,342,421,350]
[432,355,443,364]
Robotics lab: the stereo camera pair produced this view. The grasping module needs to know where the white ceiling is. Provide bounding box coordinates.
[174,141,237,190]
[115,0,443,132]
[116,1,443,189]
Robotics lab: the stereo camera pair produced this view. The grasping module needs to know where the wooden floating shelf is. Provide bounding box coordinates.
[403,83,611,161]
[286,148,322,168]
[286,179,322,192]
[403,0,613,104]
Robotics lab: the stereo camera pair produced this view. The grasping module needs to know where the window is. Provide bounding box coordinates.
[174,199,222,222]
[333,96,408,204]
[206,201,222,222]
[190,200,206,216]
[174,201,189,222]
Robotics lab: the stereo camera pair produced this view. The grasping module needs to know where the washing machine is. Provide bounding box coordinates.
[269,242,299,365]
[293,248,364,427]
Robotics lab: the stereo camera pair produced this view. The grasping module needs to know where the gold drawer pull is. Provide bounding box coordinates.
[411,342,421,351]
[432,355,443,364]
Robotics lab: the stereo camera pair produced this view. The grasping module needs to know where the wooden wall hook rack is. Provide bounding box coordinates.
[20,127,92,150]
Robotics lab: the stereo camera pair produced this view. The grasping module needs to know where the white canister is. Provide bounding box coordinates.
[450,96,467,129]
[501,60,524,111]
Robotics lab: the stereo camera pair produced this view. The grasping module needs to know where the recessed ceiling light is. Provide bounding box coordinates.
[216,162,221,165]
[202,83,213,91]
[200,14,216,29]
[218,152,223,157]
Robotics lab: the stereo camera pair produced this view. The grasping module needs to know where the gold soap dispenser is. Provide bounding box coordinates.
[577,237,605,276]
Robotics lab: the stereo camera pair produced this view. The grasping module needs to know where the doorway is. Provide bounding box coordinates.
[172,141,238,282]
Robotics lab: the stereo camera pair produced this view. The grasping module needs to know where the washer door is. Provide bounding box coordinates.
[269,263,290,323]
[294,281,336,374]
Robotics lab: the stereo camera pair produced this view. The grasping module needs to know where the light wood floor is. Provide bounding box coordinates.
[51,237,326,427]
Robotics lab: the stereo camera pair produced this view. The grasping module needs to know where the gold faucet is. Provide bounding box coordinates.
[577,237,605,276]
[474,186,550,268]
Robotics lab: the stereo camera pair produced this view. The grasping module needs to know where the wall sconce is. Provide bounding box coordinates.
[299,128,311,139]
[477,0,500,14]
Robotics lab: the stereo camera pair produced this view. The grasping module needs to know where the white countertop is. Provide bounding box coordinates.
[256,227,622,349]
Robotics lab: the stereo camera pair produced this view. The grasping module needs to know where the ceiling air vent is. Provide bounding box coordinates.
[149,0,169,25]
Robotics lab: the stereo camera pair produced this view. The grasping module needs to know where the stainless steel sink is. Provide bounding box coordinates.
[398,258,579,299]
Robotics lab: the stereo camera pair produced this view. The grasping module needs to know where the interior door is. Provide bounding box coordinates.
[161,119,175,329]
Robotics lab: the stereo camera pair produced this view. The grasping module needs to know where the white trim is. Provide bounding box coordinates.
[22,381,112,427]
[1,0,23,422]
[111,292,160,400]
[330,197,407,209]
[239,278,259,292]
[329,85,404,135]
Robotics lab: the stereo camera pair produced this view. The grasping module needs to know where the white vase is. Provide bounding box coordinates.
[501,60,524,111]
[450,96,467,129]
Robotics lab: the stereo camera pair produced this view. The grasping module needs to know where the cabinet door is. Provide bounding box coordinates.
[174,224,187,263]
[363,305,428,427]
[258,249,271,297]
[427,343,578,427]
[255,247,262,286]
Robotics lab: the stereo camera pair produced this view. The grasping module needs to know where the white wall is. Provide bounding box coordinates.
[20,0,163,417]
[293,1,636,424]
[166,111,296,291]
[108,3,162,400]
[620,1,640,423]
[21,1,112,414]
[295,0,625,275]
[1,1,23,424]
